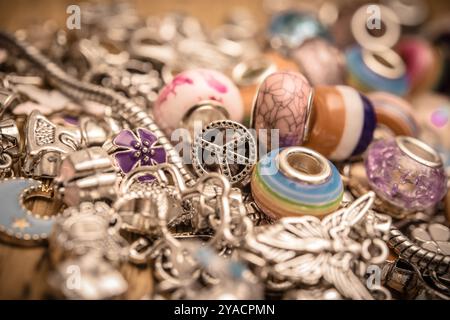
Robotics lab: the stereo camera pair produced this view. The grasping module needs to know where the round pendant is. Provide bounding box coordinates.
[192,120,257,186]
[0,178,56,245]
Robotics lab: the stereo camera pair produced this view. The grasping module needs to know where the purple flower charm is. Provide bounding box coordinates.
[112,128,166,174]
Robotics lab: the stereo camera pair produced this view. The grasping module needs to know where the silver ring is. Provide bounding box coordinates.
[0,152,12,170]
[276,147,331,184]
[303,88,315,144]
[362,48,406,79]
[180,100,230,135]
[231,57,277,86]
[396,136,443,168]
[351,4,401,52]
[362,238,389,265]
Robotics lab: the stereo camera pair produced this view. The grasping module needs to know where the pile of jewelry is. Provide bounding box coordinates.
[0,0,449,300]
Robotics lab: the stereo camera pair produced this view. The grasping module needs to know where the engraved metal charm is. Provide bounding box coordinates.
[192,120,256,186]
[240,192,392,300]
[0,119,20,177]
[0,119,21,157]
[23,110,79,178]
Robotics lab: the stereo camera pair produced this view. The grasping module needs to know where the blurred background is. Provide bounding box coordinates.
[1,0,450,31]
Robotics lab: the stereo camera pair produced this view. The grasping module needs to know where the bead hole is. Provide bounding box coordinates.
[373,53,394,69]
[402,139,438,163]
[366,20,386,38]
[287,152,322,176]
[23,188,65,218]
[242,65,270,81]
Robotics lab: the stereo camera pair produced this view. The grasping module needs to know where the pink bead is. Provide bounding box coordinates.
[396,37,440,93]
[153,69,244,135]
[251,71,313,150]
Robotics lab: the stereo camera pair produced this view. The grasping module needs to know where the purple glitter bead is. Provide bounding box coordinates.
[365,137,448,211]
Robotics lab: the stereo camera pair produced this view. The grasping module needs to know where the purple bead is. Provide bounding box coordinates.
[365,137,448,211]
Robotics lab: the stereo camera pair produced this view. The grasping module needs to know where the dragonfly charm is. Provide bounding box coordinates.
[240,192,392,300]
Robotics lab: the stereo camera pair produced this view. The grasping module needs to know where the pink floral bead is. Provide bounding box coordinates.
[153,68,244,135]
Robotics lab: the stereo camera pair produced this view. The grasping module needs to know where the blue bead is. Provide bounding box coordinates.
[346,46,409,96]
[268,11,331,49]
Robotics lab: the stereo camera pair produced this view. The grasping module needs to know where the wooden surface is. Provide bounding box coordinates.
[0,238,154,299]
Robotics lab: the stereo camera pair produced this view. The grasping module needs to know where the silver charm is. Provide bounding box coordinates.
[0,87,20,117]
[13,84,72,115]
[387,220,450,295]
[192,120,257,186]
[114,184,180,238]
[184,246,263,300]
[240,192,392,299]
[48,251,128,300]
[26,110,79,153]
[0,118,21,157]
[48,200,129,300]
[50,201,128,265]
[122,163,251,248]
[388,226,450,281]
[23,110,79,178]
[55,147,118,206]
[410,223,450,256]
[383,258,450,300]
[0,119,20,177]
[77,116,110,147]
[0,151,13,178]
